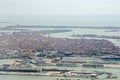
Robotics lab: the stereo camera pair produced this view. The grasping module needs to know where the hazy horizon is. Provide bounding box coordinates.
[0,0,120,27]
[0,15,120,27]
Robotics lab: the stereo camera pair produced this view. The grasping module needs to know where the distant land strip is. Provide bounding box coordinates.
[73,34,120,39]
[6,25,120,29]
[0,22,12,23]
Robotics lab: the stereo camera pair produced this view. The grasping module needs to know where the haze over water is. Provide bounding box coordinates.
[0,0,120,80]
[0,0,120,27]
[0,15,120,27]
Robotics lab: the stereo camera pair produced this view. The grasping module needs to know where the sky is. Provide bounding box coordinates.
[0,0,120,26]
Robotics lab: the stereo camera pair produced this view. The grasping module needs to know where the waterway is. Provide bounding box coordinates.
[0,58,120,80]
[1,27,120,46]
[0,27,120,80]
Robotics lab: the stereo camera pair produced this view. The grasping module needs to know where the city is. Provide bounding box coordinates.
[0,26,120,80]
[0,0,120,80]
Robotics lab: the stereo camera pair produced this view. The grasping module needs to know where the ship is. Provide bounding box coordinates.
[42,68,71,72]
[0,68,40,73]
[56,63,77,67]
[82,63,104,68]
[101,56,120,61]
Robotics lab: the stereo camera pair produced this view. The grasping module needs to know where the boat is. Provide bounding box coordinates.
[82,64,104,68]
[101,56,120,61]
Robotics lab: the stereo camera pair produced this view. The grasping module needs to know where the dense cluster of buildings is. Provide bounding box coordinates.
[0,28,119,79]
[0,31,120,56]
